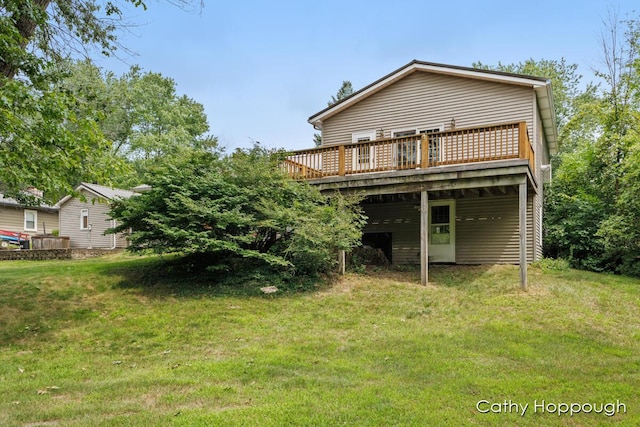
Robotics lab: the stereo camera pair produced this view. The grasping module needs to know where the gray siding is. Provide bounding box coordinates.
[322,71,535,146]
[362,195,535,265]
[362,202,420,265]
[456,195,534,264]
[0,205,58,235]
[59,190,127,249]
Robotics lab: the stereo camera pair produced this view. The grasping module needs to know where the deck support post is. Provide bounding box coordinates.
[519,182,528,290]
[338,250,346,275]
[420,190,429,285]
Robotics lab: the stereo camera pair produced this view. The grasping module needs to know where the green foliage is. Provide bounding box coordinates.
[531,257,570,272]
[109,145,366,276]
[480,13,640,277]
[3,257,640,425]
[0,65,116,203]
[0,0,199,202]
[57,60,215,188]
[314,80,354,146]
[328,80,354,106]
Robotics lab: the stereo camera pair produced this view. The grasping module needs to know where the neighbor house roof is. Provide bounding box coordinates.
[57,182,138,207]
[308,60,558,154]
[0,193,59,212]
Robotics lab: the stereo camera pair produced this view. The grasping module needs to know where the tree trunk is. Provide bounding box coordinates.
[0,0,52,80]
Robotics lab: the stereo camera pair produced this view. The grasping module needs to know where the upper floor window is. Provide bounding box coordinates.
[391,126,443,167]
[352,130,376,167]
[24,209,37,231]
[420,127,444,164]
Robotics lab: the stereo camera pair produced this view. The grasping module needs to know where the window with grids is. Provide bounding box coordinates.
[80,209,89,230]
[24,210,37,231]
[419,128,442,164]
[430,205,450,245]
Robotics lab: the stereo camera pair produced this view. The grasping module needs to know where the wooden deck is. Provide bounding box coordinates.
[284,121,534,179]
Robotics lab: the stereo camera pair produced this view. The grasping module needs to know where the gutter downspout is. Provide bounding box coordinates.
[110,219,117,250]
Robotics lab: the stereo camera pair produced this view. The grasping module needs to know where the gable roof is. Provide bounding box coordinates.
[309,60,558,154]
[57,182,137,207]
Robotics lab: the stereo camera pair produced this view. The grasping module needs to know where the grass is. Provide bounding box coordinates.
[1,254,639,426]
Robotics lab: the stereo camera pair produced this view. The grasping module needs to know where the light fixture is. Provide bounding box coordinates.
[451,118,456,128]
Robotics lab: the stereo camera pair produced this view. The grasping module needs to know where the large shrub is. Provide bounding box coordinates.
[109,146,366,276]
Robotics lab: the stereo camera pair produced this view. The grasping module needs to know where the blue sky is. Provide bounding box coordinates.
[96,0,636,151]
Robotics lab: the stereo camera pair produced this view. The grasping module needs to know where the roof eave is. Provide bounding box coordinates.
[534,84,559,156]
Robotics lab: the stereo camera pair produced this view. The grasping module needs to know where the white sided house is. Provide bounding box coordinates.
[283,60,558,287]
[58,183,136,249]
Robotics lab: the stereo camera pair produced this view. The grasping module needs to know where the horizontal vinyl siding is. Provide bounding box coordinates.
[322,71,534,146]
[0,205,58,235]
[362,201,420,265]
[59,190,121,249]
[456,195,534,264]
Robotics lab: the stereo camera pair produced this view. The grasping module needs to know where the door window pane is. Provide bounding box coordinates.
[431,205,450,245]
[431,205,450,224]
[431,225,450,244]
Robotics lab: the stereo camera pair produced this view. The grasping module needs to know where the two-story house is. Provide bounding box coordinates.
[285,60,558,287]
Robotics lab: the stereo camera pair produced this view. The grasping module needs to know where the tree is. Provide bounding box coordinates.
[0,0,199,203]
[481,11,640,276]
[59,61,215,187]
[314,80,354,146]
[329,80,354,106]
[109,145,366,276]
[0,66,113,204]
[592,11,640,275]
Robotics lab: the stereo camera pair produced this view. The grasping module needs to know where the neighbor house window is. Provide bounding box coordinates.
[24,209,37,231]
[80,209,89,230]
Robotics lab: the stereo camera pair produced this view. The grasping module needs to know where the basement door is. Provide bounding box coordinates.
[428,200,455,263]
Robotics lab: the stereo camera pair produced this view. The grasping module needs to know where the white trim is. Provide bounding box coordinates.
[24,209,37,232]
[351,130,377,171]
[391,128,417,137]
[351,130,376,143]
[428,199,456,263]
[80,209,89,230]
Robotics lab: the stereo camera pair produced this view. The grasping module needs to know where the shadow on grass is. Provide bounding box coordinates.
[102,254,330,299]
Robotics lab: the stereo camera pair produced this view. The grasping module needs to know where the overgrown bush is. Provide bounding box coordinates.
[109,145,366,277]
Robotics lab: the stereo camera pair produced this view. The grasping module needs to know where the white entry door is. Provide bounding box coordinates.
[428,200,455,262]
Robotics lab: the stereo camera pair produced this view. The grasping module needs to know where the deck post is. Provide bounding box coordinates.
[338,145,346,176]
[420,190,429,285]
[519,182,528,290]
[338,250,346,275]
[420,134,429,167]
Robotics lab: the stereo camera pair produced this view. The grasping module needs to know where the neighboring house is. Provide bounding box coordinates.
[58,183,137,249]
[0,192,59,239]
[284,60,558,286]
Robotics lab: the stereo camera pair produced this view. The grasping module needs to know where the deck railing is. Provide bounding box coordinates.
[283,121,534,179]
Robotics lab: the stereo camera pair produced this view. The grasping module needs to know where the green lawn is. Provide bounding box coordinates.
[0,254,638,426]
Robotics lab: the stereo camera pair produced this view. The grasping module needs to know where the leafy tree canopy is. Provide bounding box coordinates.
[0,0,200,204]
[478,11,640,277]
[58,60,215,188]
